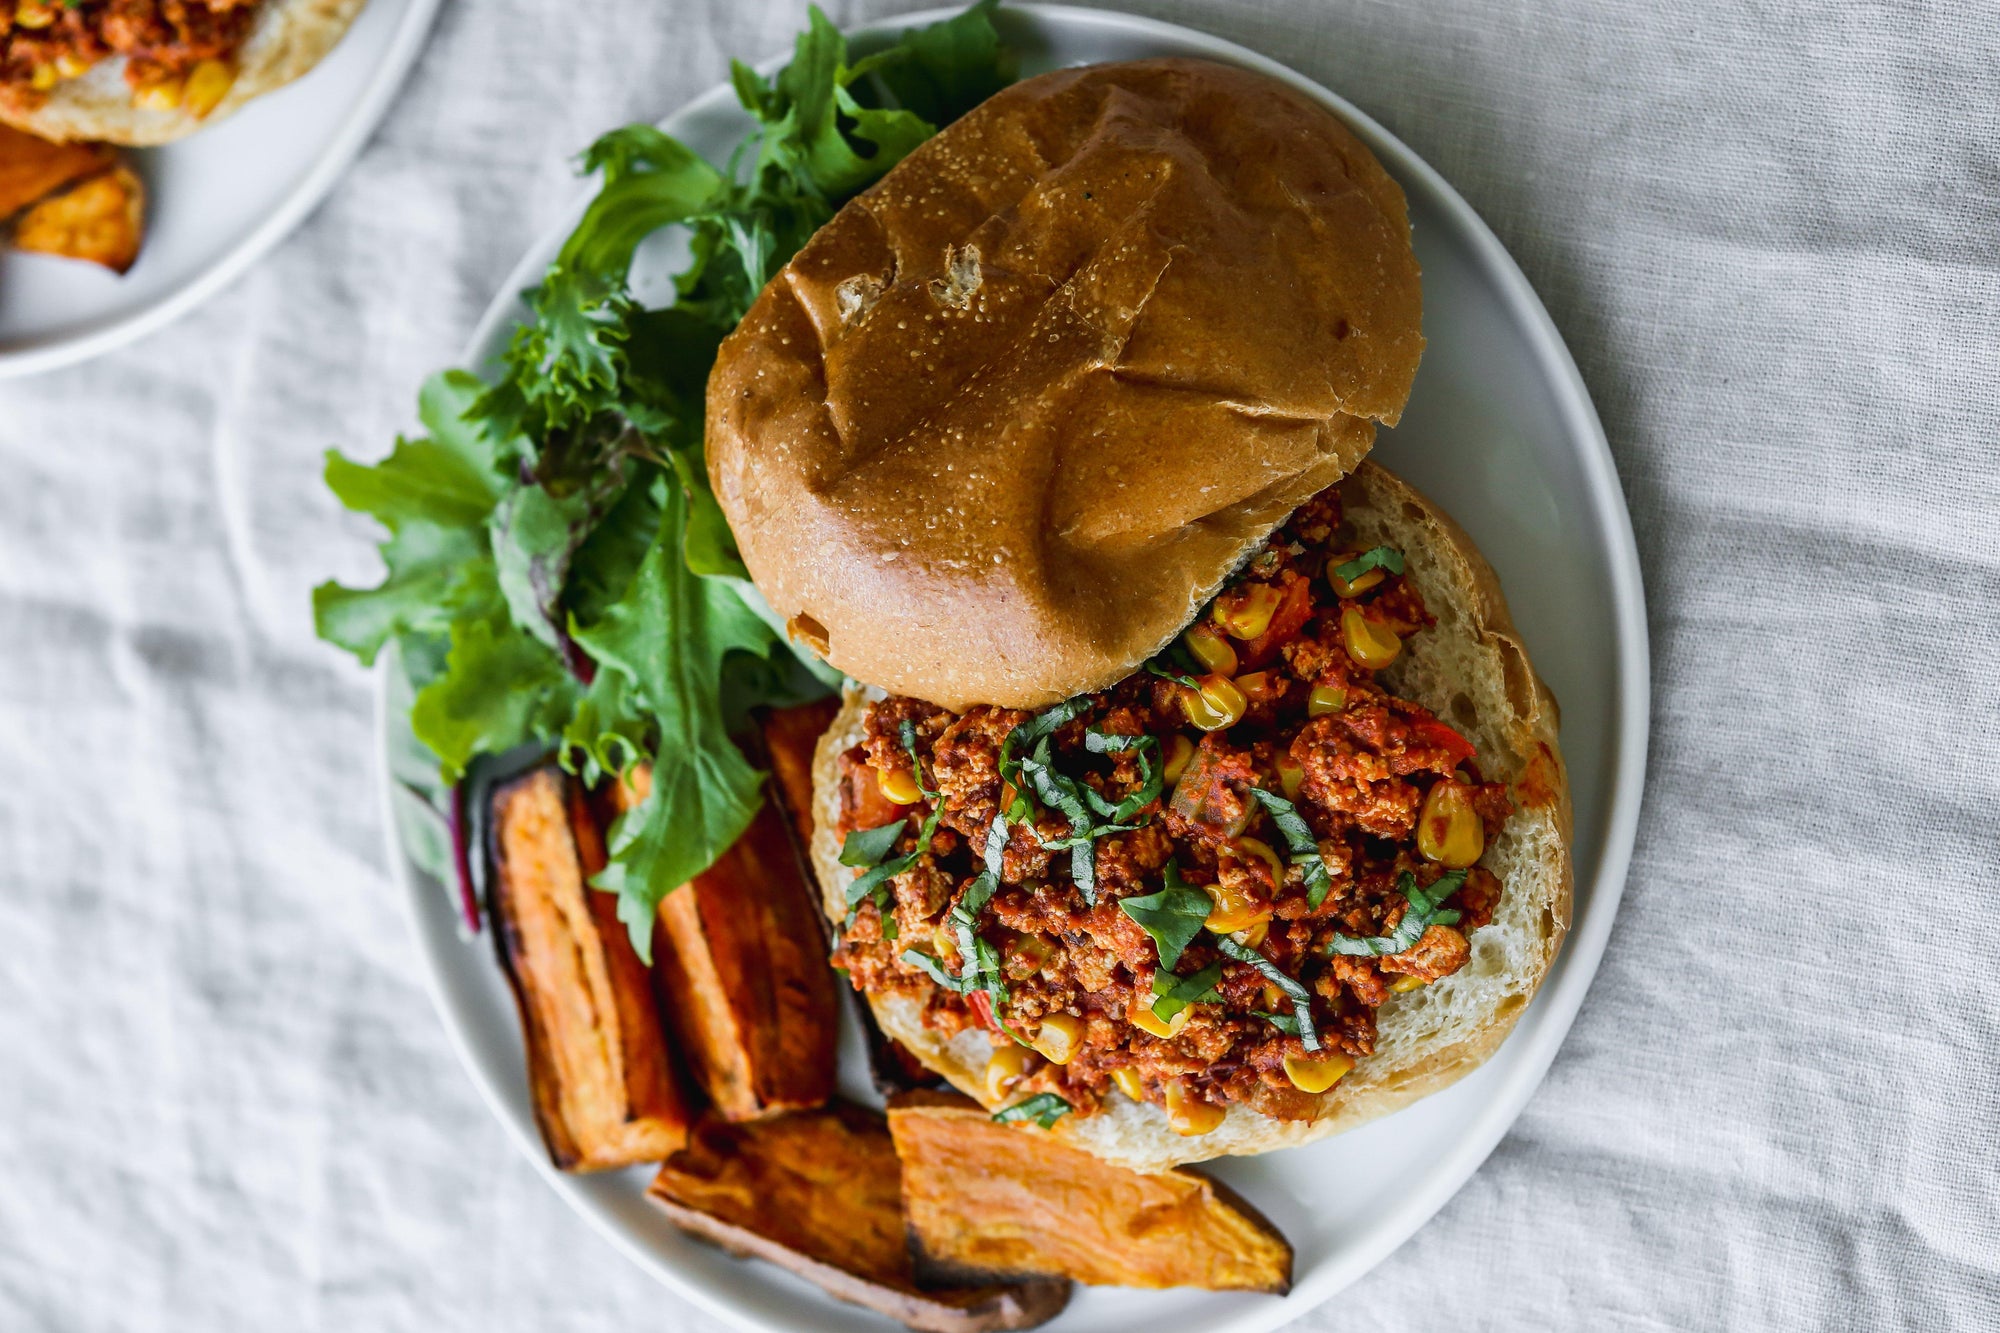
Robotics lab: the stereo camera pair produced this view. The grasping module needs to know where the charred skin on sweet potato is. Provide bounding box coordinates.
[649,1104,1070,1332]
[617,762,838,1120]
[887,1092,1294,1294]
[489,767,691,1170]
[10,163,144,272]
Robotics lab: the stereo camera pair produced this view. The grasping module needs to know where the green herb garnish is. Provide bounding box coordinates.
[312,3,1015,956]
[1150,961,1226,1023]
[992,1092,1072,1129]
[1214,937,1320,1053]
[1248,787,1333,908]
[839,819,907,867]
[1332,545,1406,584]
[1252,1009,1302,1036]
[1326,871,1467,957]
[842,722,945,925]
[1118,861,1211,971]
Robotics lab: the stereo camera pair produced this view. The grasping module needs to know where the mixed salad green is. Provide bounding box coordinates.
[314,3,1017,959]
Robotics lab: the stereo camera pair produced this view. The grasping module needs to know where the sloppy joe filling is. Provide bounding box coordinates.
[1,0,256,114]
[832,485,1513,1127]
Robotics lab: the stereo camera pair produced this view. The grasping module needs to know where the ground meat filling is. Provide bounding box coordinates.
[2,0,257,114]
[832,487,1513,1125]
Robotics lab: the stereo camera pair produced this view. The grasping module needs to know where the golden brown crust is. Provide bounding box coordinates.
[887,1091,1292,1292]
[0,0,366,146]
[809,463,1570,1171]
[648,1105,1072,1332]
[710,57,1423,711]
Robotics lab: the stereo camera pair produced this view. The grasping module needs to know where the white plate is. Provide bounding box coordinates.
[0,0,440,377]
[385,6,1650,1331]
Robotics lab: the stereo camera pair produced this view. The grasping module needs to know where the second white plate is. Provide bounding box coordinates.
[388,6,1650,1331]
[0,0,440,377]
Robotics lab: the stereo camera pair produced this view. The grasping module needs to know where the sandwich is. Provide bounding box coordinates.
[1,0,364,145]
[706,58,1573,1171]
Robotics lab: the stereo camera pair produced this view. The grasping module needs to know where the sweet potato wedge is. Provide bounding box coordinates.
[490,767,691,1170]
[760,697,841,850]
[649,1104,1070,1332]
[887,1091,1294,1293]
[12,164,144,273]
[617,765,838,1120]
[0,125,113,219]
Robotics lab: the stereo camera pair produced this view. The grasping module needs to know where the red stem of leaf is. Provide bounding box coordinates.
[449,781,481,934]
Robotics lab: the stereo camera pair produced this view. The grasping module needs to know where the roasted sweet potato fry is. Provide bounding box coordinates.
[0,125,113,219]
[649,1104,1070,1332]
[490,767,691,1171]
[760,697,840,849]
[888,1091,1294,1293]
[12,164,145,273]
[616,765,838,1120]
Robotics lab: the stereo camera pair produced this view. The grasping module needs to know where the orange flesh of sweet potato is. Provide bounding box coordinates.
[12,163,144,273]
[490,767,691,1170]
[760,697,840,849]
[887,1092,1294,1293]
[649,1105,1070,1332]
[0,124,114,219]
[617,764,838,1120]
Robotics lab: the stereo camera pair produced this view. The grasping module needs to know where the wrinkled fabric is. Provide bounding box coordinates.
[1,0,1995,1330]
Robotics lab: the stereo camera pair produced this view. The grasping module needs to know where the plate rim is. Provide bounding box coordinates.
[0,0,444,380]
[381,5,1652,1330]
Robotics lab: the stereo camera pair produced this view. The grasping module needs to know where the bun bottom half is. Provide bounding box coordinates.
[809,462,1572,1172]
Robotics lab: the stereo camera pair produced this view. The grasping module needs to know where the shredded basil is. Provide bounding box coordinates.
[1118,861,1211,971]
[1326,870,1466,957]
[1333,546,1405,584]
[1151,961,1225,1023]
[841,723,944,926]
[992,1092,1072,1128]
[1215,937,1320,1052]
[900,948,968,991]
[839,819,906,867]
[1248,787,1334,908]
[1252,1009,1301,1036]
[1001,711,1160,908]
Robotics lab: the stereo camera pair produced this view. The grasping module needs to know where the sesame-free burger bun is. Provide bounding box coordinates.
[707,58,1423,711]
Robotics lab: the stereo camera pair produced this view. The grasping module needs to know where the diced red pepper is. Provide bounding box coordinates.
[967,989,1002,1033]
[1238,576,1314,667]
[1411,716,1478,766]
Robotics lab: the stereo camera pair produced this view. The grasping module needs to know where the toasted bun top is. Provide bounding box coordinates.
[0,0,365,146]
[708,58,1423,711]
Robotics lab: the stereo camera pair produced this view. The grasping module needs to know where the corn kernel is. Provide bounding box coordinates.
[1341,607,1401,670]
[1201,878,1272,935]
[877,765,922,806]
[1232,920,1269,949]
[1164,1080,1226,1135]
[1028,1013,1084,1066]
[14,1,55,29]
[1328,552,1386,599]
[1276,755,1306,799]
[1162,733,1196,787]
[1180,675,1247,731]
[982,1043,1031,1101]
[1416,780,1484,868]
[1130,1002,1190,1040]
[1182,623,1238,676]
[182,59,235,119]
[1111,1067,1147,1102]
[1260,981,1286,1011]
[1232,836,1285,888]
[52,52,88,78]
[133,76,186,111]
[1214,583,1283,640]
[29,63,58,91]
[1390,975,1427,993]
[1283,1052,1356,1094]
[1307,683,1348,717]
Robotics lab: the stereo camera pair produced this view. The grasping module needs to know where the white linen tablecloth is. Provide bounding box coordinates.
[2,1,1995,1328]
